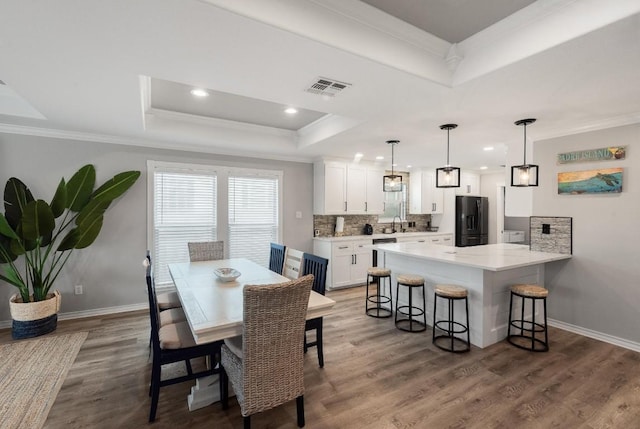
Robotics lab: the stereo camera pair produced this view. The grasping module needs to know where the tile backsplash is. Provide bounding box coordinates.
[530,216,572,254]
[313,214,431,237]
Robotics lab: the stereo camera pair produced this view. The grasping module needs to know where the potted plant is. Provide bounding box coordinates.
[0,164,140,339]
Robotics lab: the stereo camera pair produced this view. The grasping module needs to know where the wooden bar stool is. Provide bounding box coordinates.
[366,267,393,318]
[507,284,549,352]
[395,274,426,332]
[432,284,470,353]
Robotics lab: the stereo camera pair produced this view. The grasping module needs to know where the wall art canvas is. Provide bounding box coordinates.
[558,168,623,194]
[557,146,626,164]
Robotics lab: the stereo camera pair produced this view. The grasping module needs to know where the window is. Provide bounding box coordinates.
[380,182,407,222]
[228,172,280,267]
[148,161,282,286]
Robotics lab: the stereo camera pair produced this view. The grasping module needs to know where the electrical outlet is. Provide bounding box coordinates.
[74,285,83,295]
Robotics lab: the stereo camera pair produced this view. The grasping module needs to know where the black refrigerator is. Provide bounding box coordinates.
[455,196,488,247]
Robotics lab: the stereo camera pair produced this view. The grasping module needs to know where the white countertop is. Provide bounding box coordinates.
[374,242,571,272]
[313,231,451,242]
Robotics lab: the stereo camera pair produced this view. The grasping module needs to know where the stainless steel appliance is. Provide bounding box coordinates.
[372,237,396,266]
[455,196,488,247]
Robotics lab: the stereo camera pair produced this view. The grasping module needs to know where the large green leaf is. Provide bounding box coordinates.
[91,171,140,203]
[0,234,18,263]
[21,200,55,240]
[50,178,67,218]
[0,266,25,289]
[58,215,104,251]
[76,199,110,226]
[74,215,104,249]
[0,213,19,240]
[57,228,78,251]
[66,164,96,212]
[4,178,34,229]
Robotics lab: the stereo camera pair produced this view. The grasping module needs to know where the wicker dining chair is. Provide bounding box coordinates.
[188,240,225,262]
[145,256,222,422]
[220,274,313,429]
[268,242,286,275]
[301,253,329,368]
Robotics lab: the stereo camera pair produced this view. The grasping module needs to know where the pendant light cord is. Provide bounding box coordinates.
[523,123,527,165]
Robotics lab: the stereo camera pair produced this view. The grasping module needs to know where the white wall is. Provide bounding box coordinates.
[0,133,313,321]
[479,172,505,244]
[533,124,640,345]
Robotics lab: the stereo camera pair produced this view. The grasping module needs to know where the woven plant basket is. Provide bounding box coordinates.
[9,290,61,339]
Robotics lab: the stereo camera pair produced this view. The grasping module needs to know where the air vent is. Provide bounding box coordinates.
[305,77,351,97]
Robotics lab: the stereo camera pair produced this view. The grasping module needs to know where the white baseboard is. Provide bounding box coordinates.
[0,303,148,330]
[549,318,640,353]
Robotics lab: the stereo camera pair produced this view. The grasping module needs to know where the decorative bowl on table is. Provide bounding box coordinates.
[214,268,241,282]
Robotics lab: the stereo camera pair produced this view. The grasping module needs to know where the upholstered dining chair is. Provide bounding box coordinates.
[145,255,222,422]
[268,242,286,274]
[188,240,225,262]
[283,248,304,280]
[146,250,182,311]
[301,253,329,368]
[220,274,313,429]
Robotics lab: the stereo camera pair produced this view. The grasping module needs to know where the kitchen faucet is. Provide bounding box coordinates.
[392,215,402,233]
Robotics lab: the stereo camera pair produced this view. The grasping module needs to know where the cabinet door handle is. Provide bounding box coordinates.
[432,203,436,212]
[365,202,368,212]
[344,201,347,212]
[354,254,357,265]
[338,246,349,249]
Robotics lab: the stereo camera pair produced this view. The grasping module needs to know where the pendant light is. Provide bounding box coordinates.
[511,118,539,187]
[383,140,402,192]
[436,124,460,188]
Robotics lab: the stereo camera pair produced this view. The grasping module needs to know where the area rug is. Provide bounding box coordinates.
[0,331,88,429]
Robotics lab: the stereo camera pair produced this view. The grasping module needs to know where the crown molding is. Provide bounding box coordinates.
[0,123,314,164]
[534,112,640,141]
[200,0,452,86]
[147,108,297,138]
[454,0,640,85]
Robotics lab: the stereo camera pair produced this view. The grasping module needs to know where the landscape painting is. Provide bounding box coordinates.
[558,168,623,194]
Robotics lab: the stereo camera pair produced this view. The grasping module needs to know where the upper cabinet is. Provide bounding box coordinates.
[409,169,444,214]
[455,172,480,196]
[314,161,384,215]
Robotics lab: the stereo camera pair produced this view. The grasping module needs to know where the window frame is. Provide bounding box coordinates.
[147,160,283,286]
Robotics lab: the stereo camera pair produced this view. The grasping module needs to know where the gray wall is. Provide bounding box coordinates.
[533,123,640,344]
[0,133,313,321]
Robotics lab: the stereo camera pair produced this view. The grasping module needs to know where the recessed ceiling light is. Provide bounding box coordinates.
[480,166,488,170]
[406,165,412,169]
[376,156,384,160]
[284,107,298,114]
[354,152,363,158]
[483,146,494,151]
[190,88,209,97]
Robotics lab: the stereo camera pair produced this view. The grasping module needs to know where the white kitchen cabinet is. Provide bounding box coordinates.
[365,167,384,213]
[455,172,480,196]
[396,233,453,246]
[313,239,372,289]
[409,169,444,214]
[314,161,384,215]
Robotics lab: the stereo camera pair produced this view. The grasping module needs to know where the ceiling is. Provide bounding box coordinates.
[0,0,639,172]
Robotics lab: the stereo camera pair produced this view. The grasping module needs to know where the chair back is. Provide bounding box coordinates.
[144,254,161,355]
[268,242,286,274]
[283,248,304,280]
[188,240,224,262]
[240,274,313,415]
[302,253,328,296]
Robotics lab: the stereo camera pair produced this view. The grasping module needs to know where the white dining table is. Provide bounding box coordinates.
[167,258,336,410]
[168,258,336,345]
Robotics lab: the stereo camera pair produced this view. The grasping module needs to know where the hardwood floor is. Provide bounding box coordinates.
[1,286,638,428]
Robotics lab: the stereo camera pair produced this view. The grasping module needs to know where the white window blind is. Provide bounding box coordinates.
[153,171,217,285]
[228,173,280,267]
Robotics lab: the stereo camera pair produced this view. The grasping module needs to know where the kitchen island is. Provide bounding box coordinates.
[374,242,571,348]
